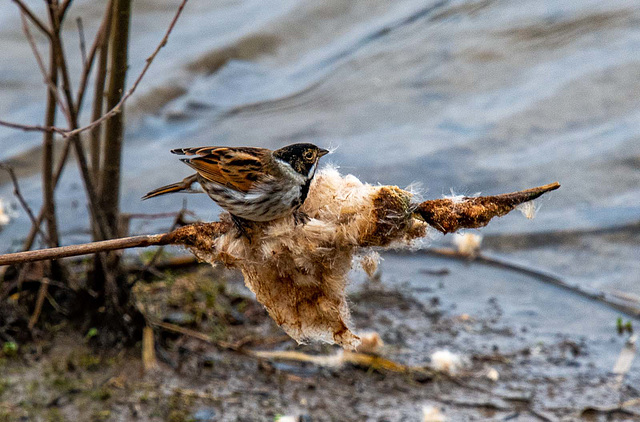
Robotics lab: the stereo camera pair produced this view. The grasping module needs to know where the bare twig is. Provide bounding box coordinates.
[47,2,112,241]
[150,319,216,344]
[78,0,113,115]
[63,0,189,139]
[142,326,159,372]
[412,247,640,320]
[88,0,114,182]
[20,2,114,251]
[23,137,74,251]
[48,3,77,122]
[138,203,191,273]
[19,13,69,118]
[59,0,73,19]
[41,5,63,249]
[3,235,171,265]
[0,164,49,244]
[28,277,49,330]
[0,0,189,140]
[0,119,64,135]
[76,17,87,65]
[100,0,131,236]
[12,0,52,38]
[0,222,229,266]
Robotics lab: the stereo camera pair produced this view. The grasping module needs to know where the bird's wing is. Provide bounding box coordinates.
[173,146,272,193]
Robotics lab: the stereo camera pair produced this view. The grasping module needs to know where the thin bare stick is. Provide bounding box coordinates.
[0,164,49,244]
[413,247,640,320]
[19,13,69,118]
[23,137,74,251]
[76,17,87,65]
[150,319,214,344]
[77,0,113,112]
[4,234,169,265]
[100,0,131,235]
[37,4,64,250]
[59,0,73,19]
[88,0,114,182]
[49,4,77,122]
[63,0,189,139]
[20,2,114,251]
[21,13,48,75]
[0,119,64,135]
[28,278,49,330]
[0,222,229,266]
[47,2,112,241]
[1,0,188,139]
[139,203,191,274]
[142,326,159,372]
[12,0,52,38]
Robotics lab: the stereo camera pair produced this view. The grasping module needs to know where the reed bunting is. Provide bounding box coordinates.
[143,143,329,227]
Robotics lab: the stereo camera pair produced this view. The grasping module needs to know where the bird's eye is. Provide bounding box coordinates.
[304,151,314,160]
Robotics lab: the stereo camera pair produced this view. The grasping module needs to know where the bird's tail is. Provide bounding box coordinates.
[142,174,198,200]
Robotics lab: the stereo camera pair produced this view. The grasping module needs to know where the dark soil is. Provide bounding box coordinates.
[1,256,638,422]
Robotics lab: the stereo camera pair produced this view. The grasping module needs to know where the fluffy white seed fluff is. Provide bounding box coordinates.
[189,167,426,349]
[517,200,539,219]
[355,331,385,354]
[430,350,464,375]
[358,252,381,278]
[486,367,500,382]
[0,198,12,226]
[422,405,447,422]
[452,232,483,256]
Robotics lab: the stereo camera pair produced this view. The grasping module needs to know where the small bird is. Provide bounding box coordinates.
[143,143,329,229]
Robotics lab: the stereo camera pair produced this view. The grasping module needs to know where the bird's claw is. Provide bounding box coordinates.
[293,211,310,225]
[230,214,252,242]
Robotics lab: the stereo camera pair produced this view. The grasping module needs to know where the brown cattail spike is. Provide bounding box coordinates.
[415,182,560,234]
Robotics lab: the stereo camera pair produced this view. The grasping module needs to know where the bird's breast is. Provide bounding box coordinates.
[200,176,305,222]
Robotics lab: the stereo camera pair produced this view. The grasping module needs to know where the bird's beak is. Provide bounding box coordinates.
[318,148,330,158]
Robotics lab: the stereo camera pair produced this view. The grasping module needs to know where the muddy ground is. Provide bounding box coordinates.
[0,252,638,422]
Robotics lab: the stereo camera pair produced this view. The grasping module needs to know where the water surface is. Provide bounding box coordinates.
[0,0,638,367]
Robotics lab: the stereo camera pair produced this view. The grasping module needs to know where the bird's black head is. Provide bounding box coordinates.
[273,143,329,177]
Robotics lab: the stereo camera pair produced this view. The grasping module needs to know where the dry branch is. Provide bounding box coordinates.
[0,222,229,266]
[0,119,64,135]
[100,0,131,235]
[12,0,51,38]
[0,171,558,348]
[20,13,69,118]
[89,0,114,182]
[409,247,640,320]
[63,0,189,139]
[0,183,558,267]
[0,0,188,140]
[0,164,48,244]
[41,24,61,249]
[19,1,113,250]
[28,277,49,330]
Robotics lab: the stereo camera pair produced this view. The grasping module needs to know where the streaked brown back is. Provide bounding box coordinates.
[173,146,272,192]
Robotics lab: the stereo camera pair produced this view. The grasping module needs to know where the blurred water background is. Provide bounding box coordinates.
[0,0,639,355]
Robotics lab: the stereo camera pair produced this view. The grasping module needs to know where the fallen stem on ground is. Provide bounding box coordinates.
[405,247,640,319]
